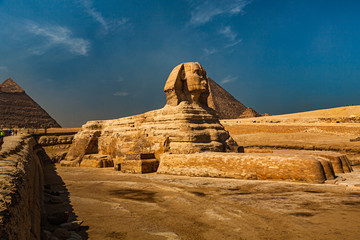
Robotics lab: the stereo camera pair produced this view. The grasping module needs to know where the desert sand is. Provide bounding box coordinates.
[222,106,360,165]
[43,162,360,240]
[38,105,360,239]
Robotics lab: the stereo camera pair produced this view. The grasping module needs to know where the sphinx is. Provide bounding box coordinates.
[62,62,352,183]
[61,62,239,170]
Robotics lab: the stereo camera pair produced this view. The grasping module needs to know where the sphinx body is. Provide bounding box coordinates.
[62,62,238,168]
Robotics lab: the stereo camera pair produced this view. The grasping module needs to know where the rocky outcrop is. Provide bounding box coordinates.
[0,78,61,128]
[0,136,44,239]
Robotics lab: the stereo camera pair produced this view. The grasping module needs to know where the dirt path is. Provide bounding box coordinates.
[42,163,360,240]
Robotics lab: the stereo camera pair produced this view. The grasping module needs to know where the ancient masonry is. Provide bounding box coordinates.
[62,62,353,183]
[0,78,61,128]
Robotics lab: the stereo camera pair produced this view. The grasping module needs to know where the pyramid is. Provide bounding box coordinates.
[207,78,258,119]
[0,78,61,128]
[238,107,260,118]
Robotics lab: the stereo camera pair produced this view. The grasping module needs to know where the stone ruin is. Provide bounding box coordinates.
[62,62,353,183]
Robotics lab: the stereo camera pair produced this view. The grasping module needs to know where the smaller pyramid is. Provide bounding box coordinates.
[238,107,260,118]
[0,78,61,128]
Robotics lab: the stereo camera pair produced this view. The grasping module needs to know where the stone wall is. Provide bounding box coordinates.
[0,136,44,239]
[158,152,351,184]
[35,134,74,163]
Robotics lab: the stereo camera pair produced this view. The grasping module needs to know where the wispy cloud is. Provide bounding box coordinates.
[219,26,242,48]
[220,75,237,84]
[203,48,218,56]
[113,91,128,97]
[79,0,129,33]
[189,0,250,26]
[115,76,124,82]
[219,26,237,41]
[26,22,90,56]
[0,66,8,72]
[225,39,242,48]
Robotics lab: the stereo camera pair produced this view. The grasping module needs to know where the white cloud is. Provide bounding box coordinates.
[220,75,237,84]
[225,39,242,48]
[26,23,90,56]
[219,26,242,48]
[80,0,108,31]
[113,91,128,97]
[219,26,237,41]
[189,0,250,26]
[79,0,129,33]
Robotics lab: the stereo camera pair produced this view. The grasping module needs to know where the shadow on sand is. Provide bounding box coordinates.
[37,146,89,239]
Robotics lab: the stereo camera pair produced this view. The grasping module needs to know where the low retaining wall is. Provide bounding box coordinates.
[158,152,339,183]
[0,136,44,240]
[244,149,353,174]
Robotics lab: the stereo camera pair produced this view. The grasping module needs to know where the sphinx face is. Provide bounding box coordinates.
[164,62,210,106]
[184,63,208,93]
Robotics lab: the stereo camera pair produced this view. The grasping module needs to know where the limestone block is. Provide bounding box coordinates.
[79,154,113,168]
[158,153,331,183]
[58,135,74,144]
[121,159,159,173]
[38,136,58,145]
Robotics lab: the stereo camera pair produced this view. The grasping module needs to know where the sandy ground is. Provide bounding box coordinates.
[227,105,360,124]
[43,163,360,240]
[221,122,360,164]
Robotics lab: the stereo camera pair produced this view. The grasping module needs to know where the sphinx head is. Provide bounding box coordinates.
[164,62,209,106]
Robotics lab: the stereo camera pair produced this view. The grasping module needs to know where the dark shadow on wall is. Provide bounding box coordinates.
[37,146,89,239]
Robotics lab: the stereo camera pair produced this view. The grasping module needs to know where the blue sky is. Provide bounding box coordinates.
[0,0,359,127]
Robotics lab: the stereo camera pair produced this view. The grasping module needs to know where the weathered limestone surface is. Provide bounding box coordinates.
[158,153,334,183]
[63,62,238,168]
[245,149,353,174]
[38,135,74,146]
[36,134,74,163]
[62,102,237,166]
[0,136,44,239]
[80,154,113,168]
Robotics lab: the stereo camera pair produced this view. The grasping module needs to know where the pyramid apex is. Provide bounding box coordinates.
[0,78,25,93]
